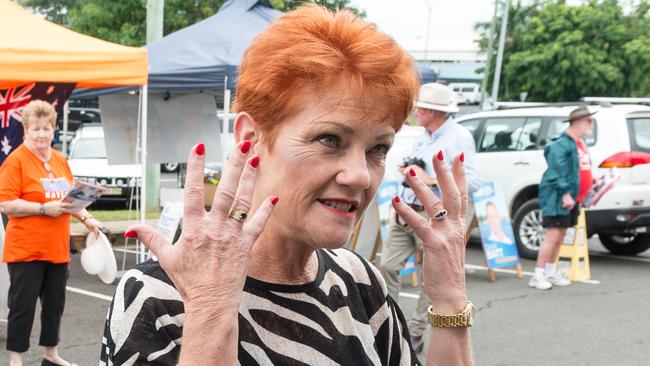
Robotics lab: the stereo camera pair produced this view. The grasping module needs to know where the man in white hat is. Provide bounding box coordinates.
[379,82,481,353]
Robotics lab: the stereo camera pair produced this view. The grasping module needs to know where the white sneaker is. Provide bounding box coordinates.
[528,275,552,290]
[547,274,571,287]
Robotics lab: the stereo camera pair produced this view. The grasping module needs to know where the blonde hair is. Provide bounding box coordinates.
[21,100,57,129]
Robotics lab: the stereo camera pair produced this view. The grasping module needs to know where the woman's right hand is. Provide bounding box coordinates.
[43,201,74,217]
[562,193,575,210]
[123,141,277,312]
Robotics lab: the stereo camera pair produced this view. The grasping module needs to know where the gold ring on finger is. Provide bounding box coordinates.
[428,208,447,223]
[228,208,248,222]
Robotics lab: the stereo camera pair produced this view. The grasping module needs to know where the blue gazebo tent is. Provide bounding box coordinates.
[73,0,282,98]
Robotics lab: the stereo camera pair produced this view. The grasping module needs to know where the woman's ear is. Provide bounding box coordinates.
[233,112,258,144]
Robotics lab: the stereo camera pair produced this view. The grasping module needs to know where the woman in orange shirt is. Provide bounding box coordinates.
[0,100,102,366]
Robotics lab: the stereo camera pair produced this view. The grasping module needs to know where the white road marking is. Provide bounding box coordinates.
[69,258,607,303]
[464,263,600,285]
[160,178,177,183]
[398,292,421,299]
[66,286,113,302]
[398,262,601,299]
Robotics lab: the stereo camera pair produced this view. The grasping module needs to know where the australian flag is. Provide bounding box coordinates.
[0,82,76,165]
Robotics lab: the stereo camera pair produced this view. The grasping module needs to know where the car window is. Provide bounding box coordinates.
[515,118,542,151]
[462,87,474,92]
[70,138,106,159]
[458,119,482,147]
[628,118,650,152]
[479,118,527,152]
[546,118,597,146]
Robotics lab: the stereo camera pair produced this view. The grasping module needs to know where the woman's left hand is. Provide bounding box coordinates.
[392,151,468,312]
[83,217,102,239]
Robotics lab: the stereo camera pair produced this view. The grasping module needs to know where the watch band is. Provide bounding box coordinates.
[80,215,94,223]
[427,300,474,328]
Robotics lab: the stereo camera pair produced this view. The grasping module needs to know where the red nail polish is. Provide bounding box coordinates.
[460,152,465,163]
[124,230,138,239]
[409,168,416,177]
[250,156,260,168]
[240,141,251,154]
[196,143,205,156]
[437,150,444,161]
[394,196,401,203]
[271,196,279,205]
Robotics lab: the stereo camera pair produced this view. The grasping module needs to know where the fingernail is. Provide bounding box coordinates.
[240,141,251,154]
[460,152,465,163]
[196,143,205,156]
[124,230,138,239]
[437,150,444,161]
[250,156,260,168]
[409,168,416,177]
[271,196,279,205]
[394,196,401,203]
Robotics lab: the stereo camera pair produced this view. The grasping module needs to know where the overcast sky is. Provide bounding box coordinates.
[349,0,592,52]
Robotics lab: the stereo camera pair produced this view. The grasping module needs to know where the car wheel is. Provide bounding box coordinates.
[598,233,650,256]
[161,162,179,173]
[512,198,544,260]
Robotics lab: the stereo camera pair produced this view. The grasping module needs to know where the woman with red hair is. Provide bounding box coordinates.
[101,5,472,365]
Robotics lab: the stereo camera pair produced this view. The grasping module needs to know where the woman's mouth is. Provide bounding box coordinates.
[317,198,359,218]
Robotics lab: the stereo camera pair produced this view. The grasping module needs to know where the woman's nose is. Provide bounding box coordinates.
[336,151,371,190]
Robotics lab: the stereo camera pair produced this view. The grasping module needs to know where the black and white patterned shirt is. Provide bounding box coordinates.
[100,248,421,365]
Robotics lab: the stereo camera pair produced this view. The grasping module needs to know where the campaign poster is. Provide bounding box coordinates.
[472,182,520,268]
[377,180,399,240]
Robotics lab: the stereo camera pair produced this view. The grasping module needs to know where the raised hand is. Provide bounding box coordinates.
[123,141,277,309]
[392,150,468,312]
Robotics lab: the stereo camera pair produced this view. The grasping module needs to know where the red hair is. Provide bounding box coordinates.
[233,5,419,146]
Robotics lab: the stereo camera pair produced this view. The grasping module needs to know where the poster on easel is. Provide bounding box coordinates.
[556,208,591,282]
[472,182,522,278]
[376,181,399,241]
[348,181,399,262]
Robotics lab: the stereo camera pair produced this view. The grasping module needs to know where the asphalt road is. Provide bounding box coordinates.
[1,234,648,366]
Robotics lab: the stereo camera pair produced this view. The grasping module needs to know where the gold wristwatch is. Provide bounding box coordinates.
[427,300,474,328]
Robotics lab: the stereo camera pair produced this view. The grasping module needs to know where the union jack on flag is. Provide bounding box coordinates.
[0,83,33,128]
[0,82,75,165]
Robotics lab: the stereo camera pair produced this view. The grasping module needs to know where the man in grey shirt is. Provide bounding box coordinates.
[379,83,481,353]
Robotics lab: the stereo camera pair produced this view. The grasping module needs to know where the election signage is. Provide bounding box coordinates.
[472,182,521,269]
[557,208,591,282]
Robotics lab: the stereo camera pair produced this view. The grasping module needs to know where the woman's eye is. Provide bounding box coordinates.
[317,134,340,148]
[370,144,389,157]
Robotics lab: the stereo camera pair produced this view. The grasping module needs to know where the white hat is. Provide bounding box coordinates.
[414,83,459,113]
[81,231,117,284]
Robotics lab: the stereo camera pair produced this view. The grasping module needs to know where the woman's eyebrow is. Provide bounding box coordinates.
[312,121,355,134]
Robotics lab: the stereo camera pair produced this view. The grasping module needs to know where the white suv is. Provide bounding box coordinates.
[455,103,650,258]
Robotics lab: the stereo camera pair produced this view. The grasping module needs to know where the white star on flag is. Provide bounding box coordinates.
[1,135,12,156]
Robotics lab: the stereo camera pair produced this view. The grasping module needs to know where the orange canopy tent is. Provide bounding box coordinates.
[0,0,151,247]
[0,0,147,89]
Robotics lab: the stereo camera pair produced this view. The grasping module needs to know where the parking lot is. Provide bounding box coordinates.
[1,231,648,366]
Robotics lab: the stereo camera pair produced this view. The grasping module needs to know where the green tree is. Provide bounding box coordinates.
[20,0,80,26]
[272,0,365,17]
[23,0,364,47]
[477,0,650,102]
[23,0,226,46]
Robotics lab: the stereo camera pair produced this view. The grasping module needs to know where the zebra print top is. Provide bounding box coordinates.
[100,248,421,365]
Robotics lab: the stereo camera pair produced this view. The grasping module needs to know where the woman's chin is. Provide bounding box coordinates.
[312,228,354,250]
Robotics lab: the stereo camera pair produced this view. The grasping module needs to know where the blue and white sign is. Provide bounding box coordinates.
[376,180,399,240]
[472,182,520,268]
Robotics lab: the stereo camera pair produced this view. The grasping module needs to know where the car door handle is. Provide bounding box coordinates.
[514,161,530,166]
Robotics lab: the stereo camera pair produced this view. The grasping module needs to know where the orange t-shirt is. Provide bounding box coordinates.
[0,145,73,263]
